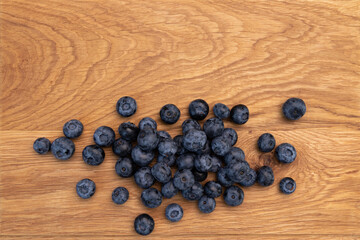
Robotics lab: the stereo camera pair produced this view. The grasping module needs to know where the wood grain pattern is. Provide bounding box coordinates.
[1,0,360,239]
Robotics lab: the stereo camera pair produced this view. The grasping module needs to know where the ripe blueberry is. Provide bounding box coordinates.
[160,104,181,124]
[275,143,297,163]
[279,177,296,194]
[258,133,276,153]
[230,104,249,124]
[116,96,137,117]
[165,203,183,222]
[112,187,129,204]
[188,99,209,120]
[257,166,274,186]
[213,103,230,119]
[82,145,105,166]
[76,178,95,199]
[93,126,115,147]
[51,137,75,160]
[33,137,51,154]
[282,98,306,120]
[134,214,154,236]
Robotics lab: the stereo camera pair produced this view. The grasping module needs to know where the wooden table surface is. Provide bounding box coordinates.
[1,0,360,239]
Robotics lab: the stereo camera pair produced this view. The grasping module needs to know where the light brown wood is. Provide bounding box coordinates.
[1,0,360,239]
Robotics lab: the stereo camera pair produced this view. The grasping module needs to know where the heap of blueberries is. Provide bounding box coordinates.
[33,97,306,236]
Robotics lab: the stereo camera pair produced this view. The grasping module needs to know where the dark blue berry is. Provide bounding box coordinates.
[213,103,230,119]
[280,177,296,194]
[182,181,204,201]
[224,185,244,206]
[221,128,238,146]
[217,168,233,187]
[160,104,181,124]
[82,145,105,166]
[51,137,75,160]
[151,162,172,183]
[134,167,155,189]
[134,214,154,236]
[141,188,162,208]
[258,133,276,152]
[131,145,154,167]
[192,169,208,182]
[76,178,95,199]
[230,104,249,124]
[157,131,171,142]
[194,154,213,172]
[257,166,274,186]
[165,203,183,222]
[204,181,222,198]
[226,161,250,183]
[182,119,201,134]
[224,147,245,165]
[112,138,132,157]
[239,168,257,187]
[157,154,176,167]
[115,157,135,178]
[173,135,188,155]
[211,136,231,156]
[93,126,115,147]
[173,169,195,191]
[137,128,159,151]
[189,99,209,120]
[176,153,195,170]
[198,195,216,213]
[63,119,83,138]
[116,96,137,117]
[161,179,178,198]
[195,140,211,155]
[282,98,306,120]
[112,187,129,204]
[203,117,224,139]
[182,129,207,153]
[275,143,297,163]
[209,155,222,172]
[118,122,139,142]
[33,137,51,154]
[158,139,177,157]
[139,117,157,130]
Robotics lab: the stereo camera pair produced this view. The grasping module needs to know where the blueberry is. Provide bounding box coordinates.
[217,168,233,187]
[257,133,276,153]
[182,181,204,201]
[239,168,257,187]
[161,179,178,198]
[33,137,51,154]
[221,128,238,146]
[93,126,115,147]
[112,187,129,204]
[157,154,176,167]
[160,104,181,124]
[115,157,135,178]
[224,185,244,206]
[151,162,172,183]
[195,140,212,155]
[173,135,188,155]
[192,169,208,182]
[76,178,95,199]
[189,99,209,120]
[139,117,157,130]
[173,169,195,191]
[230,104,249,124]
[158,139,177,157]
[203,117,224,139]
[134,167,155,189]
[198,195,216,213]
[165,203,183,222]
[118,122,139,142]
[116,96,137,117]
[51,137,75,160]
[211,136,231,157]
[137,128,159,151]
[194,154,213,172]
[209,155,222,173]
[63,119,83,138]
[134,214,154,236]
[82,145,105,166]
[279,177,296,194]
[257,166,274,186]
[226,161,250,183]
[182,129,207,153]
[213,103,230,119]
[182,119,201,134]
[275,143,297,163]
[176,153,195,170]
[131,145,154,167]
[157,131,171,142]
[112,138,132,157]
[282,98,306,120]
[141,188,162,208]
[204,181,222,198]
[224,147,245,165]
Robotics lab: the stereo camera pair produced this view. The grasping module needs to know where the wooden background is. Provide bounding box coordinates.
[1,0,360,239]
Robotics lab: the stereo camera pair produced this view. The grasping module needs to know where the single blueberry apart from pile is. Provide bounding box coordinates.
[203,117,224,139]
[224,147,245,165]
[221,128,238,146]
[115,157,135,178]
[226,161,250,183]
[76,178,96,199]
[137,128,159,151]
[239,168,257,187]
[63,119,83,138]
[157,154,176,167]
[182,181,204,201]
[93,126,115,147]
[192,169,208,182]
[176,153,195,170]
[173,169,195,191]
[213,103,230,119]
[165,203,183,222]
[116,96,137,117]
[112,138,132,157]
[198,195,216,213]
[161,179,178,198]
[158,139,177,157]
[224,185,244,206]
[188,99,209,120]
[194,154,213,173]
[279,177,296,194]
[211,136,231,157]
[181,119,201,134]
[51,137,75,160]
[134,167,155,189]
[275,143,297,163]
[182,129,207,153]
[134,214,154,236]
[131,145,154,167]
[112,187,129,205]
[282,97,306,120]
[151,162,172,183]
[157,131,171,142]
[257,166,274,186]
[258,133,276,153]
[230,104,249,124]
[82,145,105,166]
[204,181,222,198]
[118,122,139,142]
[160,104,181,124]
[33,137,51,154]
[217,168,233,188]
[141,187,163,208]
[139,117,157,130]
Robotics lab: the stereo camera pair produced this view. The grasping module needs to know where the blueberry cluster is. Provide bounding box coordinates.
[33,97,305,236]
